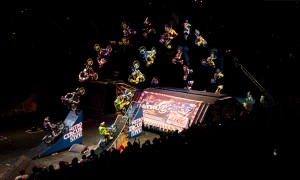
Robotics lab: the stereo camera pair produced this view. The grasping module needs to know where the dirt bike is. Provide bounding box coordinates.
[201,57,216,68]
[79,58,99,82]
[79,67,98,82]
[98,124,117,148]
[114,91,134,114]
[42,121,69,145]
[138,46,157,67]
[128,70,146,85]
[61,87,85,114]
[97,45,112,68]
[115,100,131,114]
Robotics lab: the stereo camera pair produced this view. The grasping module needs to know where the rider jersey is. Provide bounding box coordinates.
[98,126,109,136]
[43,121,54,130]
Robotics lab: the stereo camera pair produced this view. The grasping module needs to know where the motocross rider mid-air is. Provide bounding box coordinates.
[114,89,133,113]
[98,122,113,140]
[43,117,58,138]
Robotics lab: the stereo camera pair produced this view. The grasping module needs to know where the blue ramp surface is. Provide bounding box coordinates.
[38,111,83,158]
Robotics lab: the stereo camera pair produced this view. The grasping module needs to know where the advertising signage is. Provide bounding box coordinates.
[129,106,143,139]
[138,91,203,132]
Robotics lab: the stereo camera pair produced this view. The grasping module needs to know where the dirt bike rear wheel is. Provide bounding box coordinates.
[79,71,85,79]
[139,46,146,54]
[56,122,65,131]
[201,59,208,66]
[43,135,53,145]
[53,128,61,136]
[62,126,69,134]
[86,58,93,66]
[75,108,81,115]
[99,141,106,148]
[71,104,78,111]
[93,73,99,80]
[73,95,80,104]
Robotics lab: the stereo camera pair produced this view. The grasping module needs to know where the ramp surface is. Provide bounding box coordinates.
[24,111,83,159]
[95,115,128,155]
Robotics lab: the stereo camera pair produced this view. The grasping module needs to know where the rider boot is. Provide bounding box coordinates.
[108,133,113,140]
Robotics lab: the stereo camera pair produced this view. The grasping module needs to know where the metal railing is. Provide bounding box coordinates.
[234,57,276,105]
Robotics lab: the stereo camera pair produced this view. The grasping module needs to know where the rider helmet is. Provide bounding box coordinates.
[44,117,50,122]
[124,89,131,95]
[100,122,105,127]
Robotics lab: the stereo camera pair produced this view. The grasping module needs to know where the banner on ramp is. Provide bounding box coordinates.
[128,106,143,139]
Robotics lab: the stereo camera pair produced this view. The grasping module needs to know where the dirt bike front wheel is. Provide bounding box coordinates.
[121,106,128,115]
[99,141,106,148]
[77,87,85,95]
[110,126,117,137]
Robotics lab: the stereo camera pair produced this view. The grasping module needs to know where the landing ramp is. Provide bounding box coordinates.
[24,111,83,159]
[95,115,128,155]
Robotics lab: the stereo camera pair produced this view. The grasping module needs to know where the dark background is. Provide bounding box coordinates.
[0,1,299,117]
